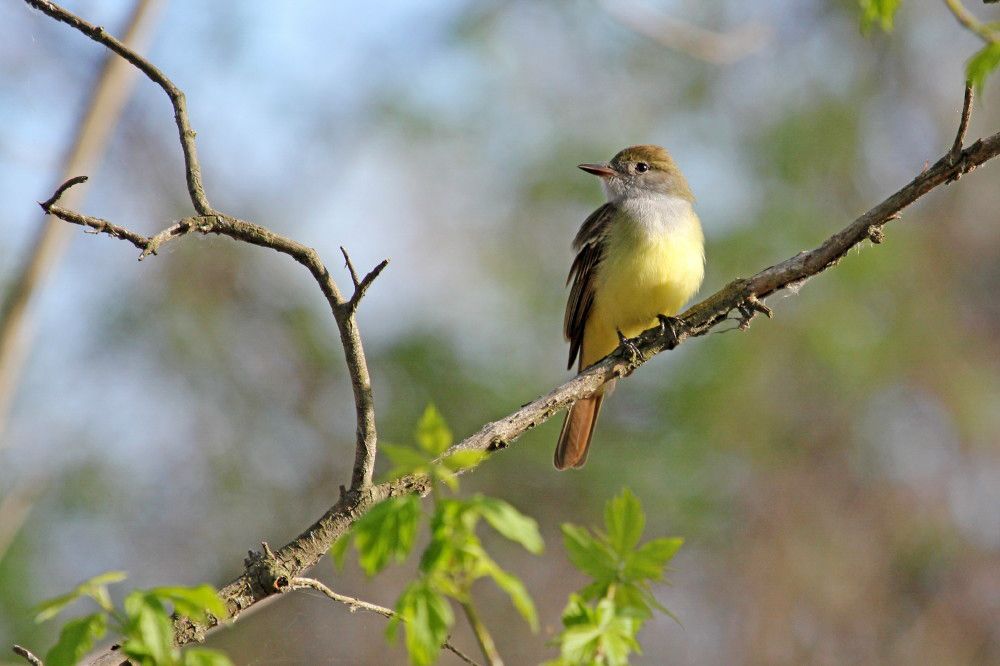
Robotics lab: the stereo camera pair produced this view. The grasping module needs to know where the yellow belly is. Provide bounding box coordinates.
[581,214,704,368]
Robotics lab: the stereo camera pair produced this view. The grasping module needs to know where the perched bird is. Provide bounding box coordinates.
[555,145,705,470]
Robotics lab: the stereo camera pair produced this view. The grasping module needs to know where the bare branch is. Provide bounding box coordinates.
[949,82,975,166]
[340,246,362,289]
[12,645,43,666]
[38,175,89,212]
[289,577,482,666]
[349,260,390,311]
[25,0,213,215]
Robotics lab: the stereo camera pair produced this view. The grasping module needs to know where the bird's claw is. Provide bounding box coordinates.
[656,314,685,347]
[736,294,773,331]
[616,329,645,366]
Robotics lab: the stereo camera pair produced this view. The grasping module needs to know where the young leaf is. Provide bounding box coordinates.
[381,443,433,480]
[473,496,544,554]
[968,42,1000,94]
[44,613,107,666]
[182,647,235,666]
[388,580,454,666]
[35,570,128,621]
[440,449,487,472]
[415,404,452,455]
[625,537,683,581]
[146,584,229,623]
[561,524,617,581]
[486,564,539,632]
[604,488,645,555]
[859,0,901,33]
[122,592,176,666]
[352,495,422,576]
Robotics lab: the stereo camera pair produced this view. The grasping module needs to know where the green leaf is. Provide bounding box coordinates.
[381,442,433,479]
[353,495,422,576]
[440,449,487,472]
[473,496,544,554]
[146,584,229,623]
[415,404,452,455]
[487,565,539,631]
[182,648,234,666]
[604,488,645,555]
[967,42,1000,94]
[561,524,617,581]
[625,537,683,582]
[44,613,107,666]
[859,0,901,33]
[122,592,176,666]
[388,580,454,666]
[35,571,128,621]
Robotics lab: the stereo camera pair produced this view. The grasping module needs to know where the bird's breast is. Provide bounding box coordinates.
[593,197,705,337]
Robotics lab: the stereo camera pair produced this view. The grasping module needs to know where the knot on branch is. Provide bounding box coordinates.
[244,541,292,597]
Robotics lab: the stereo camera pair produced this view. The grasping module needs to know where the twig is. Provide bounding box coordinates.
[12,645,43,666]
[459,599,503,666]
[38,175,89,212]
[25,0,212,214]
[943,0,1000,43]
[340,246,362,289]
[289,577,482,666]
[339,247,390,311]
[949,82,974,163]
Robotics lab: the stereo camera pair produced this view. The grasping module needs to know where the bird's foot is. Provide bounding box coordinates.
[616,329,645,368]
[656,314,686,347]
[736,294,773,331]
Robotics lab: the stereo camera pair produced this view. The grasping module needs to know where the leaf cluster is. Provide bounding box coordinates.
[32,572,231,666]
[547,489,683,666]
[332,404,543,666]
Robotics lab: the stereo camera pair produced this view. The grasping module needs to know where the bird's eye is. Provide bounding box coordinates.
[635,162,649,173]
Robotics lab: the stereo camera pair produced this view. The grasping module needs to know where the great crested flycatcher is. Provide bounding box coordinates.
[555,144,705,470]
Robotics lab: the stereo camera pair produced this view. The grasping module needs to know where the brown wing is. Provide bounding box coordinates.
[564,203,616,370]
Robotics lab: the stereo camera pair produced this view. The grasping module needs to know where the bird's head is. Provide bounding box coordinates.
[578,144,693,202]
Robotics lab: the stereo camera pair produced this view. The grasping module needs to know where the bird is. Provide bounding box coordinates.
[555,144,705,470]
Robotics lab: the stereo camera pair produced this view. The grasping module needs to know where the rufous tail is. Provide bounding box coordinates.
[554,394,603,470]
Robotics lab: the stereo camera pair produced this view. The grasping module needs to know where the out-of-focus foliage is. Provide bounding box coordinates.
[33,572,230,666]
[3,0,1000,663]
[859,0,901,32]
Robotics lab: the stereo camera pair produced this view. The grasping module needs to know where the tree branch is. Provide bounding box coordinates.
[289,577,482,666]
[11,645,43,666]
[25,0,212,215]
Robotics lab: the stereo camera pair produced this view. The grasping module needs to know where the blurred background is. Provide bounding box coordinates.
[2,0,999,664]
